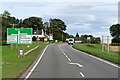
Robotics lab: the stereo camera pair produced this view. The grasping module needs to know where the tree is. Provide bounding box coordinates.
[49,18,67,40]
[1,10,19,40]
[110,24,120,43]
[69,35,74,38]
[2,10,11,18]
[23,17,43,30]
[76,33,79,38]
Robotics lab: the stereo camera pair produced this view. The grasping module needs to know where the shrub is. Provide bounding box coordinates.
[111,43,120,46]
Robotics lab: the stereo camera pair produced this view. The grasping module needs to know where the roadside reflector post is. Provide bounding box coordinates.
[19,49,24,57]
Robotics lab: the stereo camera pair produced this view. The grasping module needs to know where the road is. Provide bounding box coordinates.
[26,43,119,79]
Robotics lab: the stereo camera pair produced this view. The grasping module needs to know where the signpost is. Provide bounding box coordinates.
[7,28,32,56]
[7,28,32,44]
[101,36,111,53]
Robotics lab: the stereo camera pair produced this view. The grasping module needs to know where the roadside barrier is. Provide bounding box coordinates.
[24,46,39,56]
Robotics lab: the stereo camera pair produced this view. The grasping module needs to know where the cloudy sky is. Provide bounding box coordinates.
[0,0,119,37]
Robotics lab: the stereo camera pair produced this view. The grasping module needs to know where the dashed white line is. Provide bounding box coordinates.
[80,72,85,78]
[68,62,83,68]
[59,46,71,62]
[25,45,49,80]
[59,45,85,78]
[70,46,120,69]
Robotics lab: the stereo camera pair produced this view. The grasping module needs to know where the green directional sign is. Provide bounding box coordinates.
[7,28,32,44]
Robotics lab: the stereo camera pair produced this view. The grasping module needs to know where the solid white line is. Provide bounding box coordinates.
[80,72,85,78]
[24,45,49,80]
[68,62,83,68]
[70,46,120,68]
[0,67,2,68]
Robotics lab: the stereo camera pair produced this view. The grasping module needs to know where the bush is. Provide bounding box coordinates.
[1,41,9,46]
[32,36,37,41]
[111,43,120,46]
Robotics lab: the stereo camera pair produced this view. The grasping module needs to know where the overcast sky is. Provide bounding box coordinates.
[0,0,119,37]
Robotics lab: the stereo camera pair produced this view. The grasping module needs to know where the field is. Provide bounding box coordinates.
[73,44,120,64]
[2,42,48,78]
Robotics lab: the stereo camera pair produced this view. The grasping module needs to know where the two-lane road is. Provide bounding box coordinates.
[26,43,119,79]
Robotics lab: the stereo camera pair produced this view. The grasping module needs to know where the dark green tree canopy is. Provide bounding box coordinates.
[110,24,120,38]
[76,33,79,38]
[49,18,67,40]
[110,24,120,43]
[23,17,43,30]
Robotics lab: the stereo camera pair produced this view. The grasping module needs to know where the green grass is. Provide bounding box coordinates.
[73,44,120,63]
[2,42,48,78]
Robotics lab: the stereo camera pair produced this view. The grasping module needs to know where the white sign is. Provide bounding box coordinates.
[7,36,17,43]
[102,36,111,44]
[20,35,32,44]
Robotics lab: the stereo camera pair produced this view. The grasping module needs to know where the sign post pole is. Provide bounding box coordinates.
[107,36,109,53]
[22,44,23,49]
[102,36,104,53]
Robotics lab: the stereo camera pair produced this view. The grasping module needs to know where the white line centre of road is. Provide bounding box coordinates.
[59,47,71,62]
[68,62,83,68]
[80,72,85,78]
[58,45,85,78]
[25,45,49,80]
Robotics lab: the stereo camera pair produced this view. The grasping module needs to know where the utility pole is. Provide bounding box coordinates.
[10,24,18,49]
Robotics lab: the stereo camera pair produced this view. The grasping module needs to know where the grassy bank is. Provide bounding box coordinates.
[73,44,120,63]
[2,42,48,78]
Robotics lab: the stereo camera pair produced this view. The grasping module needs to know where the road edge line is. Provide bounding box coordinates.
[70,46,120,68]
[24,45,49,79]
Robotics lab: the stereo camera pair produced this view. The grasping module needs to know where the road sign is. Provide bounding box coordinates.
[36,36,40,41]
[102,36,111,44]
[7,28,32,44]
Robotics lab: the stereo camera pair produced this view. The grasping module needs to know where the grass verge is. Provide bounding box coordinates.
[73,44,120,64]
[2,42,48,78]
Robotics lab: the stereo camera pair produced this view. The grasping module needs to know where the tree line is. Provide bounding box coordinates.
[1,10,69,41]
[1,10,119,43]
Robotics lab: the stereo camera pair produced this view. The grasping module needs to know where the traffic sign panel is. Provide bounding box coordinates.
[7,28,32,44]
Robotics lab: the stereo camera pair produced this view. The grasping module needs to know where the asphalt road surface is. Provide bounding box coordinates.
[26,43,119,78]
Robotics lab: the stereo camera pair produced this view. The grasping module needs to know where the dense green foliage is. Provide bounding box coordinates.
[111,43,120,46]
[77,34,101,44]
[110,24,120,43]
[1,10,69,41]
[49,18,68,41]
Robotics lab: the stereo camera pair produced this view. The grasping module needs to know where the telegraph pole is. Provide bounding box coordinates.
[10,24,18,49]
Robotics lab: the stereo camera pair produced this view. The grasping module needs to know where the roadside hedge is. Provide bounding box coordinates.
[111,43,120,46]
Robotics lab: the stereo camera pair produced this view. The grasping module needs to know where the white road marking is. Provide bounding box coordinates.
[68,62,83,68]
[70,46,120,68]
[59,47,71,62]
[25,45,49,80]
[80,72,85,78]
[0,67,2,68]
